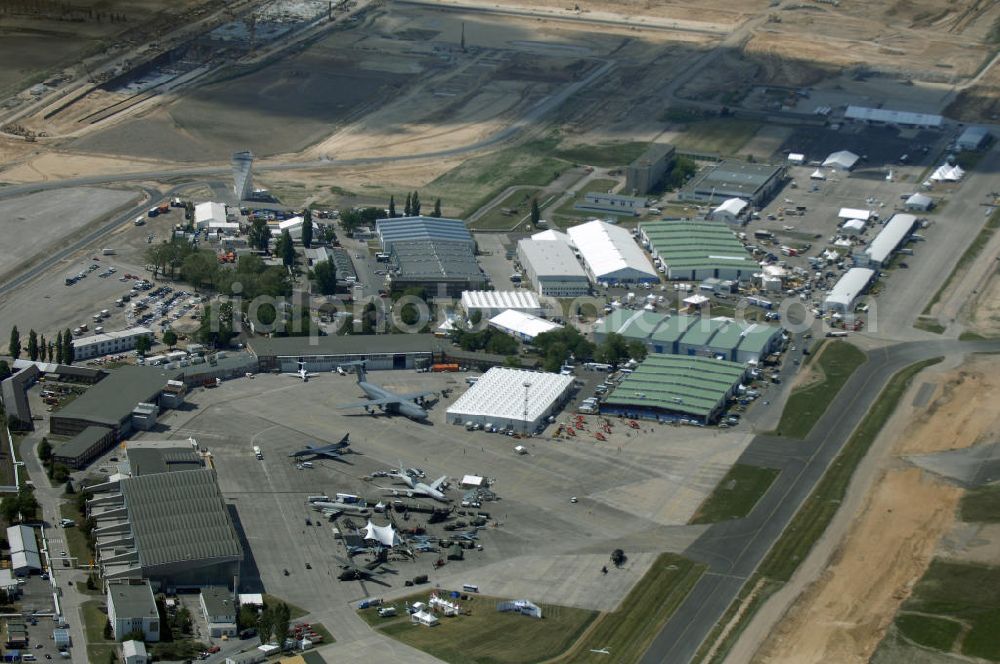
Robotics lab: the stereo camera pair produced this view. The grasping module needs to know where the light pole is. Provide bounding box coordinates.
[522,381,531,438]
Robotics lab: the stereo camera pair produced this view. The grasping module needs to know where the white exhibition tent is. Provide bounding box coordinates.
[566,220,657,283]
[822,150,859,171]
[930,164,965,182]
[838,207,872,221]
[809,169,827,180]
[362,521,400,548]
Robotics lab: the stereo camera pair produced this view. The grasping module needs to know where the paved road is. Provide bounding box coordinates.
[640,338,1000,664]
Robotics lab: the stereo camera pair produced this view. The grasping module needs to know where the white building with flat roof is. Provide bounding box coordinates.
[567,220,658,285]
[488,309,562,342]
[838,207,872,221]
[446,367,574,433]
[823,268,875,313]
[844,106,943,128]
[73,327,154,360]
[461,291,543,318]
[517,238,590,297]
[194,202,229,230]
[857,213,918,268]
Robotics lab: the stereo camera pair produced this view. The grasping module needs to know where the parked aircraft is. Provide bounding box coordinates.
[379,462,450,502]
[284,360,318,382]
[333,553,392,586]
[336,362,433,421]
[288,434,353,462]
[312,501,371,518]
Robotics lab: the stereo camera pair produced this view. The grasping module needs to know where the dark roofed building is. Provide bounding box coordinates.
[124,443,203,476]
[247,333,443,373]
[388,240,487,297]
[0,364,39,431]
[92,469,242,590]
[679,160,785,206]
[49,365,179,438]
[52,425,115,469]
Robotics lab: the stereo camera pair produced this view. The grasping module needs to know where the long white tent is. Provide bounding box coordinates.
[566,220,658,284]
[446,367,573,432]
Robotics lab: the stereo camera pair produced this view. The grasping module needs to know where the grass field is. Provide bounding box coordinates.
[960,484,1000,523]
[551,554,706,663]
[81,599,117,663]
[772,341,867,439]
[913,318,946,334]
[691,465,780,524]
[429,137,572,220]
[894,613,963,651]
[377,594,596,664]
[553,142,649,168]
[60,501,92,566]
[551,178,622,219]
[263,594,307,620]
[899,560,1000,660]
[672,119,761,156]
[759,357,942,582]
[698,357,944,663]
[470,187,543,231]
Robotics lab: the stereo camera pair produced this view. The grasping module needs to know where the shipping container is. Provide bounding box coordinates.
[431,363,460,372]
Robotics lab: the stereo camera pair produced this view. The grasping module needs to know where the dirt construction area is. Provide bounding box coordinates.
[750,355,1000,664]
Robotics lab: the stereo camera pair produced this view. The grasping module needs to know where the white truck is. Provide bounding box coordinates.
[253,446,263,460]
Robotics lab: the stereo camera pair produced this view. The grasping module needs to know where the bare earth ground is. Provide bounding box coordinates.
[750,356,1000,664]
[964,266,1000,338]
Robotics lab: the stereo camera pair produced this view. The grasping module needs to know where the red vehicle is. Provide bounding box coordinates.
[207,646,221,654]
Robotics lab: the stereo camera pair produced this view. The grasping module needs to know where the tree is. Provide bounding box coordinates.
[432,198,442,218]
[411,191,421,216]
[62,329,75,365]
[65,479,75,495]
[597,332,630,368]
[301,209,313,248]
[238,605,258,631]
[197,302,235,347]
[162,329,178,349]
[38,335,46,362]
[278,229,295,267]
[249,218,271,252]
[51,463,70,483]
[404,193,412,217]
[469,310,482,326]
[0,361,10,382]
[38,438,52,464]
[312,260,338,296]
[8,326,20,359]
[54,331,63,365]
[272,603,291,646]
[530,198,540,226]
[388,195,396,218]
[180,251,219,290]
[25,327,37,362]
[134,334,151,356]
[626,340,648,362]
[103,619,112,640]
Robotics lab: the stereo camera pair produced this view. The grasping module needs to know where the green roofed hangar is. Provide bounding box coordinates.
[601,354,748,425]
[639,220,759,282]
[593,309,783,364]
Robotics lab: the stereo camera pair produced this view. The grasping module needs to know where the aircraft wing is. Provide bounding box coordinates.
[396,390,435,400]
[336,397,405,410]
[429,475,447,491]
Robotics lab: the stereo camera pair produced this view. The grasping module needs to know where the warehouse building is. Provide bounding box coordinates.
[594,309,782,364]
[516,238,590,297]
[73,327,154,361]
[844,105,943,128]
[823,267,876,313]
[376,216,474,252]
[200,586,238,637]
[822,150,859,171]
[388,240,486,296]
[52,425,116,469]
[194,202,229,230]
[0,364,39,431]
[574,192,646,217]
[640,221,759,281]
[120,440,204,477]
[904,193,934,211]
[838,207,872,222]
[7,525,41,576]
[49,366,179,439]
[678,161,785,206]
[446,367,574,433]
[107,581,161,641]
[90,469,242,590]
[488,309,562,342]
[601,354,747,424]
[247,334,441,373]
[566,220,658,285]
[956,126,991,151]
[461,291,543,319]
[626,142,676,195]
[855,213,918,269]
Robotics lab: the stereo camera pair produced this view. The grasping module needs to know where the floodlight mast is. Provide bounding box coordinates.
[523,381,531,437]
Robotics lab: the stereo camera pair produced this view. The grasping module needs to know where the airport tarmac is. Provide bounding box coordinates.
[149,369,747,621]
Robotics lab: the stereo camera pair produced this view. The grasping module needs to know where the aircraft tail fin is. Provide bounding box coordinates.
[355,361,367,383]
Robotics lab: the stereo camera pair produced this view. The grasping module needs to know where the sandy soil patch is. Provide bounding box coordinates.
[753,356,1000,664]
[0,151,174,183]
[962,262,1000,338]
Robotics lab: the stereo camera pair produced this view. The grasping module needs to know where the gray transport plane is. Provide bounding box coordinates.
[336,362,433,421]
[379,462,450,502]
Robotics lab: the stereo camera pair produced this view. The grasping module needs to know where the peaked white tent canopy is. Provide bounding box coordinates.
[362,521,399,548]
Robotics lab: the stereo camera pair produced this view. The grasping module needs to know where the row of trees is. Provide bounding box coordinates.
[532,329,645,372]
[8,326,76,364]
[0,488,39,525]
[385,192,443,219]
[38,438,71,484]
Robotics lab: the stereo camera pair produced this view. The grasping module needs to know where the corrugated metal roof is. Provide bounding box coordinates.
[120,469,242,568]
[517,238,588,279]
[641,221,758,274]
[488,310,562,340]
[54,365,178,426]
[376,216,472,249]
[604,354,745,417]
[824,268,875,309]
[446,368,573,424]
[247,334,440,359]
[461,291,541,312]
[845,106,943,127]
[391,240,482,281]
[54,425,113,461]
[866,214,917,264]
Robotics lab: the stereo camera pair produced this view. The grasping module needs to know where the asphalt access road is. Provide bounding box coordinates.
[640,338,1000,664]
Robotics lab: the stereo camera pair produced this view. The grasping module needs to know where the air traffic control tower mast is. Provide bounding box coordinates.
[232,150,254,201]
